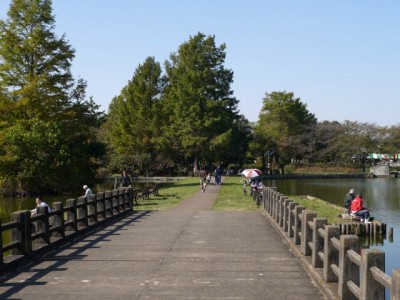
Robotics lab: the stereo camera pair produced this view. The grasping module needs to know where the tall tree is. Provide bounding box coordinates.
[0,0,104,194]
[104,57,165,174]
[163,32,239,173]
[255,91,317,174]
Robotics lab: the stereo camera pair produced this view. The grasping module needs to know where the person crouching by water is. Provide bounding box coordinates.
[350,193,370,222]
[344,188,355,215]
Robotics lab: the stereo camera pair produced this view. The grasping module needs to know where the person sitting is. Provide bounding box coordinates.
[344,188,355,215]
[350,193,370,222]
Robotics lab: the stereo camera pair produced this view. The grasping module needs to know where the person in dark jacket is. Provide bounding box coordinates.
[120,170,131,187]
[344,188,355,215]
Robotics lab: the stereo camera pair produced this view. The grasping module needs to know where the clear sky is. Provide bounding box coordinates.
[1,1,399,126]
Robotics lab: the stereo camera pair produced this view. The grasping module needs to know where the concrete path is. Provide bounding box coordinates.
[0,184,326,299]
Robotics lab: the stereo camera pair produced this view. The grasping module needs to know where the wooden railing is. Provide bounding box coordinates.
[262,186,400,300]
[0,187,133,268]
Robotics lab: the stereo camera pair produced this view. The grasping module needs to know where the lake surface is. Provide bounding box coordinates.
[0,181,147,223]
[262,177,400,280]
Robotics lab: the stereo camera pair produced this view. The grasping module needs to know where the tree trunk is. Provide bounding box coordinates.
[193,156,198,176]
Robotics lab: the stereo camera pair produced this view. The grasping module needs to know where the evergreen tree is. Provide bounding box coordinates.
[104,57,165,174]
[163,32,239,173]
[0,0,104,194]
[255,91,317,174]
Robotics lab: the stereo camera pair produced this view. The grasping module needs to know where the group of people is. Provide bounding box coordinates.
[344,188,371,222]
[199,166,222,192]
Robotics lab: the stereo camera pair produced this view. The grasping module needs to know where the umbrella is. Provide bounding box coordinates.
[241,168,262,178]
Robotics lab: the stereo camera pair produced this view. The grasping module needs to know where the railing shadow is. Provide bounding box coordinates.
[0,210,153,299]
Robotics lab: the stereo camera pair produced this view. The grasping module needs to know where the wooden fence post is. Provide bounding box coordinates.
[77,196,88,228]
[339,235,359,300]
[361,249,385,300]
[293,206,305,245]
[324,224,340,282]
[312,218,327,268]
[36,206,50,245]
[283,199,292,233]
[105,191,112,216]
[288,202,298,238]
[278,196,288,227]
[112,189,119,214]
[96,192,106,219]
[11,210,32,255]
[65,199,77,232]
[51,202,65,238]
[301,211,316,256]
[87,194,97,224]
[128,187,133,209]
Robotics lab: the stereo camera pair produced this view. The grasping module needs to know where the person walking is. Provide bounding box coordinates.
[215,165,221,185]
[199,167,207,192]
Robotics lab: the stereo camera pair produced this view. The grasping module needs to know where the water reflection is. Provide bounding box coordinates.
[263,176,400,279]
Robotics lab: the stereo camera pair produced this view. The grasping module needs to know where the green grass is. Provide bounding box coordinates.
[133,176,345,224]
[133,176,260,211]
[212,176,259,210]
[289,195,345,224]
[134,177,200,210]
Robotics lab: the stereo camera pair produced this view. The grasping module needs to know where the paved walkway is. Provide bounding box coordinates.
[0,184,326,299]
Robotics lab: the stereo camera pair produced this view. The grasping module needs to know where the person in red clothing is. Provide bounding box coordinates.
[350,193,370,221]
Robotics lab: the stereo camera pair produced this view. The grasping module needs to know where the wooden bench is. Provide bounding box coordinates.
[148,182,162,196]
[131,188,141,205]
[137,185,151,200]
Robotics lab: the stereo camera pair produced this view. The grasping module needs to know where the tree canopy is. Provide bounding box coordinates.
[163,32,241,173]
[254,91,317,173]
[104,56,166,174]
[0,0,104,194]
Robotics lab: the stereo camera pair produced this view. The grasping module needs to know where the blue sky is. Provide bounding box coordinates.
[1,1,399,126]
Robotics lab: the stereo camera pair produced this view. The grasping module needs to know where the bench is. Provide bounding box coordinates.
[148,182,162,196]
[137,185,151,200]
[131,188,141,205]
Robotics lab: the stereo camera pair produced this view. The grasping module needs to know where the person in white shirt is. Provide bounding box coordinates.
[83,185,93,197]
[31,196,50,215]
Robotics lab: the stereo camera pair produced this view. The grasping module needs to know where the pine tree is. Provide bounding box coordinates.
[104,57,165,174]
[163,32,239,173]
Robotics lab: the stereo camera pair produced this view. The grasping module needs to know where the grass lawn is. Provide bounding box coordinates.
[133,176,345,224]
[211,176,259,211]
[134,177,200,210]
[288,195,345,224]
[134,176,260,211]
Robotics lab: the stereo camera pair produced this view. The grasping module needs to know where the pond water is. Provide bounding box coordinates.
[263,177,400,279]
[0,181,147,223]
